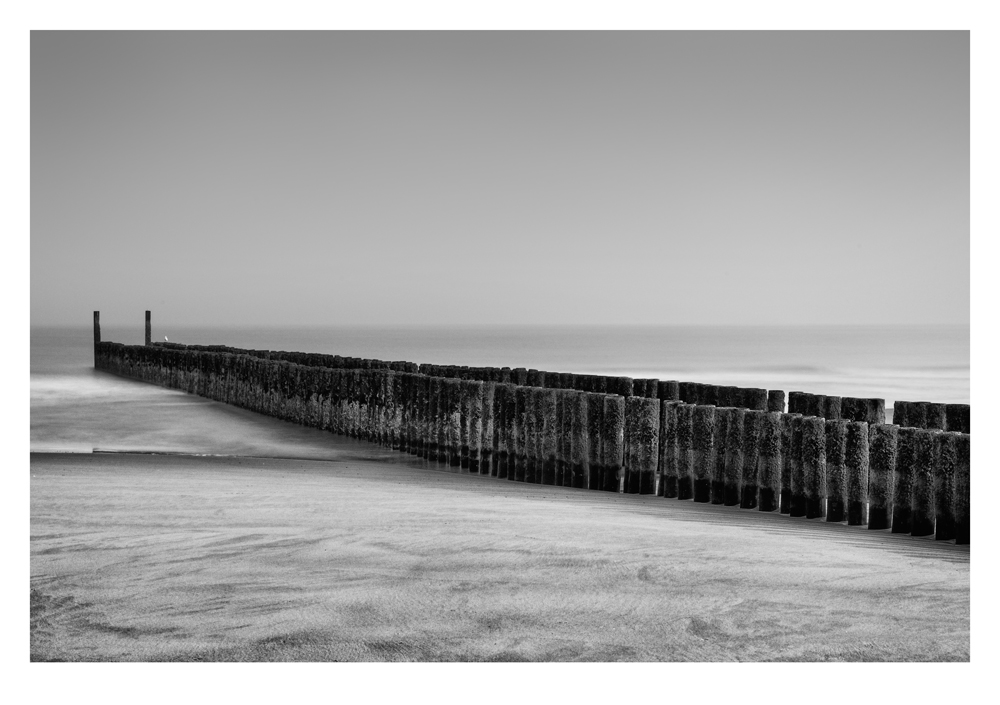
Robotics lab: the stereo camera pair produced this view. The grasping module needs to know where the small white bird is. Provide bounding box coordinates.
[164,336,169,341]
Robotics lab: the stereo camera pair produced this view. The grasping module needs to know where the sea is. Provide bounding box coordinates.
[31,324,970,459]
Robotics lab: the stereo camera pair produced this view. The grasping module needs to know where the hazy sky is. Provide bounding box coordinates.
[31,31,969,327]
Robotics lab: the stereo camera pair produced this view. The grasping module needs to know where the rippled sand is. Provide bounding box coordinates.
[30,449,969,662]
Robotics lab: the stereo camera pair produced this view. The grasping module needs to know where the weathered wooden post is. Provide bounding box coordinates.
[892,427,918,533]
[526,388,544,483]
[724,407,745,506]
[554,391,568,486]
[767,390,786,413]
[569,391,590,489]
[459,380,472,469]
[145,310,151,346]
[741,410,764,508]
[788,415,806,517]
[449,378,464,467]
[660,401,681,498]
[945,404,970,434]
[779,414,798,514]
[868,424,897,530]
[602,395,625,492]
[954,433,970,544]
[802,416,827,519]
[480,382,495,475]
[692,405,715,503]
[541,389,559,485]
[845,421,869,526]
[923,403,947,431]
[907,402,928,430]
[494,384,511,478]
[745,388,768,412]
[932,432,957,541]
[676,404,694,500]
[586,393,604,490]
[512,387,527,482]
[467,380,484,474]
[658,380,680,401]
[712,408,731,504]
[93,311,101,366]
[758,412,782,512]
[426,376,440,461]
[892,401,908,428]
[824,419,848,522]
[910,428,940,537]
[625,396,659,494]
[824,396,842,421]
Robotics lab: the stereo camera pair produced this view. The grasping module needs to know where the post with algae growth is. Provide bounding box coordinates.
[868,424,897,530]
[692,405,715,503]
[845,421,869,526]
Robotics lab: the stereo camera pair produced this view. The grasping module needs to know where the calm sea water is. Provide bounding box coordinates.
[31,324,969,457]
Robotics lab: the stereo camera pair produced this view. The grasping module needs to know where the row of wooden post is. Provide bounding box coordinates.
[93,314,971,544]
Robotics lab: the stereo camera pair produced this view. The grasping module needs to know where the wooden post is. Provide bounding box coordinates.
[512,387,527,482]
[767,390,786,413]
[824,419,848,522]
[724,407,745,506]
[587,393,604,491]
[824,396,842,421]
[910,429,940,537]
[892,401,909,428]
[676,404,694,500]
[741,410,763,509]
[480,382,495,475]
[779,413,799,514]
[743,388,767,412]
[692,405,715,503]
[868,424,897,530]
[892,427,917,533]
[712,408,730,505]
[932,432,957,541]
[494,384,512,478]
[923,403,947,431]
[660,401,681,498]
[845,421,870,526]
[555,391,568,486]
[758,411,782,512]
[93,311,101,366]
[540,389,558,485]
[145,310,151,346]
[602,395,625,492]
[467,381,484,474]
[906,402,928,430]
[569,391,590,489]
[524,388,540,482]
[802,416,827,519]
[624,396,659,494]
[459,380,472,469]
[954,433,970,544]
[945,404,970,434]
[658,380,680,401]
[788,415,806,517]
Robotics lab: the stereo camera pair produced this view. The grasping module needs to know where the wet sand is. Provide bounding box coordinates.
[30,449,969,662]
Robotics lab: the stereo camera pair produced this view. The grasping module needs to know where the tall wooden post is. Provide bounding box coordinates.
[93,311,101,366]
[145,310,152,346]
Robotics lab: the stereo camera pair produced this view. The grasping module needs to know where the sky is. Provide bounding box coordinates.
[30,31,970,327]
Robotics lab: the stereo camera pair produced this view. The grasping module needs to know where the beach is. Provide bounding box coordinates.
[31,448,969,662]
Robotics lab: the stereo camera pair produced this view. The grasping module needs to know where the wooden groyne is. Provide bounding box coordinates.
[91,312,971,544]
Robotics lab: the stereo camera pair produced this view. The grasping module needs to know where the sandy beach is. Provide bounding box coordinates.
[30,447,969,662]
